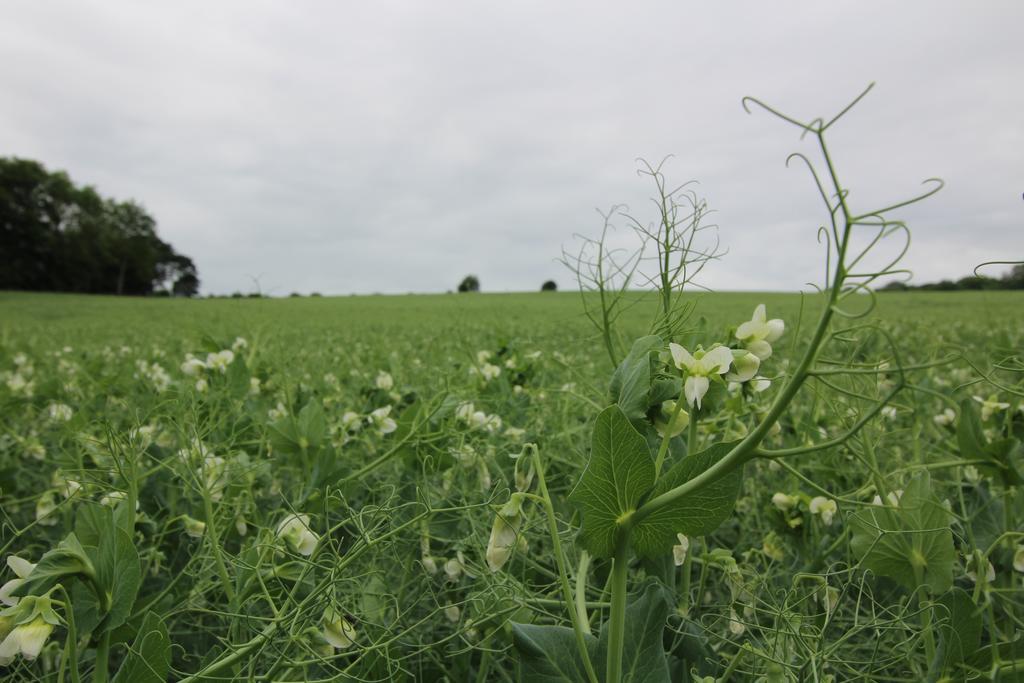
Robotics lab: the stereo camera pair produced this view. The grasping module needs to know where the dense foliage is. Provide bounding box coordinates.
[0,158,198,297]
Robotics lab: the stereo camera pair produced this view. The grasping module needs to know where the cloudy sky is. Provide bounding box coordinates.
[2,2,1021,295]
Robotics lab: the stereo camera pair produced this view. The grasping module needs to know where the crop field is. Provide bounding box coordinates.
[1,287,1022,682]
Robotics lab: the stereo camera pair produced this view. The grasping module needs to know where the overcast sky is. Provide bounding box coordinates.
[2,2,1021,295]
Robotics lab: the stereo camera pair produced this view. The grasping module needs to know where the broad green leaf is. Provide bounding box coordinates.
[956,398,987,459]
[297,400,327,449]
[112,611,171,683]
[609,336,663,424]
[597,579,672,683]
[632,441,742,557]
[569,405,655,558]
[849,472,955,594]
[512,623,598,682]
[10,533,93,599]
[933,587,982,674]
[71,503,142,633]
[512,579,673,683]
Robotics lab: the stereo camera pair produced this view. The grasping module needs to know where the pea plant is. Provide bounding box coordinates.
[498,84,1004,682]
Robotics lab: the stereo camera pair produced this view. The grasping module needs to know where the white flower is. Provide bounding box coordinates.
[35,493,58,526]
[181,357,206,376]
[486,493,526,572]
[471,363,501,381]
[871,489,903,507]
[341,411,362,432]
[973,395,1010,421]
[375,371,394,391]
[183,516,206,538]
[966,556,995,584]
[231,337,248,352]
[933,408,956,427]
[370,406,398,435]
[455,402,475,422]
[205,350,235,374]
[444,552,467,582]
[735,304,785,360]
[5,373,34,396]
[249,377,261,395]
[1013,545,1024,573]
[47,403,73,422]
[728,608,746,635]
[771,493,798,511]
[12,353,27,367]
[195,378,208,393]
[276,514,318,556]
[0,557,37,607]
[672,534,690,566]
[655,400,690,438]
[476,350,492,364]
[0,615,54,664]
[808,496,837,526]
[881,406,898,421]
[444,605,461,623]
[322,609,356,649]
[725,350,761,384]
[963,465,981,483]
[669,343,734,410]
[504,426,526,441]
[268,402,288,421]
[100,490,127,507]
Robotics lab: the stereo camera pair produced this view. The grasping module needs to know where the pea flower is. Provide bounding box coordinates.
[808,496,837,526]
[0,595,60,665]
[183,516,206,538]
[205,350,235,374]
[966,555,995,584]
[47,403,73,422]
[375,371,394,391]
[181,356,206,376]
[1,557,37,607]
[322,608,356,649]
[486,493,527,572]
[231,337,248,352]
[1013,545,1024,573]
[735,304,785,360]
[654,400,690,438]
[725,350,760,384]
[369,406,398,435]
[871,489,903,507]
[668,343,734,410]
[973,395,1010,421]
[933,408,956,427]
[277,513,318,556]
[771,493,798,511]
[35,493,58,526]
[672,534,690,566]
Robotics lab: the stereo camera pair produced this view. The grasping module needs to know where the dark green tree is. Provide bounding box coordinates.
[457,275,480,292]
[541,280,557,292]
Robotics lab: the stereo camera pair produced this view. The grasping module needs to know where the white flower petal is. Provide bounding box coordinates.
[669,343,695,371]
[684,376,709,410]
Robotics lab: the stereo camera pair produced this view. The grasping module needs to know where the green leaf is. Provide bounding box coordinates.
[609,336,663,424]
[956,398,987,459]
[112,611,171,683]
[72,503,142,633]
[599,579,672,683]
[632,441,743,557]
[512,623,598,682]
[297,400,327,449]
[849,472,955,594]
[512,579,673,683]
[569,405,655,558]
[933,587,982,674]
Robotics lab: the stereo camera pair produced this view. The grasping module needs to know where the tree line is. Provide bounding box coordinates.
[1,157,198,296]
[881,265,1024,292]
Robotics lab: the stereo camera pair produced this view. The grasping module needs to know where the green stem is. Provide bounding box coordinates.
[531,448,599,683]
[687,409,699,456]
[93,631,111,683]
[606,534,630,683]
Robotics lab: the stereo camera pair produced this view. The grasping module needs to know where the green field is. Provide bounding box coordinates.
[1,289,1022,681]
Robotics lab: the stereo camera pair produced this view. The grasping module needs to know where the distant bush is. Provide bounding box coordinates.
[883,265,1022,292]
[458,275,480,293]
[541,280,557,292]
